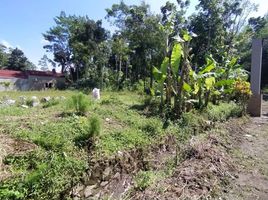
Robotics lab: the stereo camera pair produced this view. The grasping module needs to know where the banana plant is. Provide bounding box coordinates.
[186,55,217,108]
[152,31,191,116]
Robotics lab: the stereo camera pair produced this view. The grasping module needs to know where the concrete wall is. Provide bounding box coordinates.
[248,39,263,117]
[0,76,65,91]
[28,75,65,90]
[0,77,29,91]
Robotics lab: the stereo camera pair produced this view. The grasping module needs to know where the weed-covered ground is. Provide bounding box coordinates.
[0,90,244,200]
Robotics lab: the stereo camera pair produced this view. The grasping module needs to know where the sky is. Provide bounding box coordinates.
[0,0,267,69]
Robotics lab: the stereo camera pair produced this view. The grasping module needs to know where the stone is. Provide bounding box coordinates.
[105,118,111,122]
[31,96,40,107]
[100,181,109,187]
[84,184,97,198]
[41,96,51,103]
[31,96,38,101]
[5,99,16,106]
[102,167,112,181]
[32,101,39,107]
[21,105,29,109]
[72,184,85,197]
[92,88,100,100]
[113,172,121,180]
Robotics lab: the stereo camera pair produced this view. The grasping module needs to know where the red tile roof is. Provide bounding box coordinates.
[0,69,27,79]
[0,69,64,79]
[27,70,64,78]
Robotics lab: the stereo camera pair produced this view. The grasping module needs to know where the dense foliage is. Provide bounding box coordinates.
[0,47,36,71]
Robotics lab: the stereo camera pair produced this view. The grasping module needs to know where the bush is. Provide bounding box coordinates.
[42,98,60,108]
[67,92,91,115]
[134,171,158,191]
[206,102,243,122]
[140,118,162,137]
[74,115,101,148]
[232,79,252,113]
[88,115,101,138]
[25,99,34,107]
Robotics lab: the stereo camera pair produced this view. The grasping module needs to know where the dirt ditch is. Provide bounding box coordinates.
[69,121,238,200]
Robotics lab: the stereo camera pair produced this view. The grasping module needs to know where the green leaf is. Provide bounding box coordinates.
[215,79,234,87]
[205,77,216,90]
[228,57,238,68]
[152,67,163,81]
[183,33,192,42]
[200,57,216,74]
[183,82,192,92]
[213,90,221,96]
[193,83,200,94]
[160,57,169,74]
[171,43,182,75]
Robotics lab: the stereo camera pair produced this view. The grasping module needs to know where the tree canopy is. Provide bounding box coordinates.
[41,0,265,90]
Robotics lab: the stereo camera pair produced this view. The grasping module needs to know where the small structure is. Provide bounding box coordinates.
[0,69,65,91]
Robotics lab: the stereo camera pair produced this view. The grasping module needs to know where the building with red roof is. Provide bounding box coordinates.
[0,69,65,91]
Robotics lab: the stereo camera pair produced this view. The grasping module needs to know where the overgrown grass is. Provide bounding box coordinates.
[206,102,243,122]
[134,170,161,191]
[0,90,245,199]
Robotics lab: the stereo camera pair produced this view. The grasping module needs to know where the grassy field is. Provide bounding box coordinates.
[0,90,243,199]
[0,90,172,199]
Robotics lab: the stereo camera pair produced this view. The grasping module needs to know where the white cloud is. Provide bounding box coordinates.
[1,40,13,49]
[253,0,268,17]
[1,40,24,51]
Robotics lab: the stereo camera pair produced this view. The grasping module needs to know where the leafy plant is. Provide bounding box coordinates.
[25,99,34,107]
[134,171,158,191]
[74,115,101,149]
[206,102,242,122]
[232,79,252,113]
[0,81,12,90]
[67,92,91,115]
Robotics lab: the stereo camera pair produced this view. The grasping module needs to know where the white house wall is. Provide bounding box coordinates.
[0,77,29,91]
[0,76,65,91]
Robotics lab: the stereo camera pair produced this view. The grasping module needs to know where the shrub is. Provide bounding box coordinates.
[206,102,242,122]
[140,118,162,137]
[134,171,158,191]
[25,99,34,107]
[42,98,60,108]
[67,92,91,115]
[232,79,252,113]
[88,115,101,138]
[74,115,101,148]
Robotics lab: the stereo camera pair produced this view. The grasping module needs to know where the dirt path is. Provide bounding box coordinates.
[226,100,268,199]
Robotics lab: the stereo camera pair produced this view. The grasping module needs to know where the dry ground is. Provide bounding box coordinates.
[225,98,268,199]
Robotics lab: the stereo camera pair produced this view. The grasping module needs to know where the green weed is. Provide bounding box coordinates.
[42,98,60,108]
[206,102,242,122]
[67,92,92,115]
[134,170,160,191]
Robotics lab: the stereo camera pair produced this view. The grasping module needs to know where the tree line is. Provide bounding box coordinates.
[1,0,268,89]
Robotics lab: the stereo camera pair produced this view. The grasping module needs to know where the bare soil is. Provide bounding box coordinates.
[225,100,268,199]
